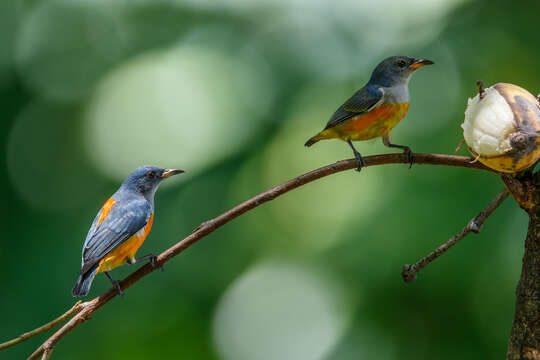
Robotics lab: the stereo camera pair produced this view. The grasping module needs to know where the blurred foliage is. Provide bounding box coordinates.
[2,0,540,359]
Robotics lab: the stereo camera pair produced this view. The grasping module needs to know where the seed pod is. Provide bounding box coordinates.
[461,82,540,173]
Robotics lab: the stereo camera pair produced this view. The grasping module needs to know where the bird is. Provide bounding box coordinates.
[304,56,434,171]
[72,165,184,297]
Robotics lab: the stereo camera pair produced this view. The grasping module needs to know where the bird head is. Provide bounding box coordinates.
[369,56,434,87]
[122,165,184,200]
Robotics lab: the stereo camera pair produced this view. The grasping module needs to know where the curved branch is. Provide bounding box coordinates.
[21,153,492,359]
[0,302,83,351]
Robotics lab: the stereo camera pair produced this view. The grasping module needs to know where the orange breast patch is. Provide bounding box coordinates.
[96,213,154,273]
[98,198,116,226]
[141,214,154,239]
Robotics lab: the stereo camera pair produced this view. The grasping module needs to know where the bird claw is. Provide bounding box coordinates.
[149,255,164,272]
[346,138,366,173]
[355,156,367,172]
[403,148,414,169]
[113,280,124,296]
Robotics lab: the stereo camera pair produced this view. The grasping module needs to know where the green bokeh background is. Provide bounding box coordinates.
[2,0,539,359]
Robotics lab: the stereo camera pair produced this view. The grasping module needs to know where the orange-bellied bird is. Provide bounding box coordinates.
[72,166,184,297]
[305,56,433,171]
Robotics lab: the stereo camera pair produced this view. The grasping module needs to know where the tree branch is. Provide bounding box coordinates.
[401,188,509,282]
[41,347,53,360]
[11,153,491,359]
[0,301,83,351]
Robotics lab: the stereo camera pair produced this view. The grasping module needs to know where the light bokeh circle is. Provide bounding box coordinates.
[84,44,274,181]
[213,261,351,360]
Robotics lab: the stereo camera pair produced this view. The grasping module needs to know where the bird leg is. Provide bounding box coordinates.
[104,271,124,296]
[382,134,414,168]
[127,253,163,272]
[346,138,366,172]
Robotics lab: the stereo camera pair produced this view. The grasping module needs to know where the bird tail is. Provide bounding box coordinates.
[305,133,323,147]
[72,265,98,297]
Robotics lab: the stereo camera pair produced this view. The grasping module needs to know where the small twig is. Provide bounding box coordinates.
[477,80,485,99]
[41,347,53,360]
[402,188,509,283]
[27,304,94,360]
[0,301,83,351]
[9,153,492,360]
[454,139,465,154]
[469,153,481,163]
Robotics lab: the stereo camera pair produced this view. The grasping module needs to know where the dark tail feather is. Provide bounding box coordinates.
[305,136,319,147]
[72,265,98,297]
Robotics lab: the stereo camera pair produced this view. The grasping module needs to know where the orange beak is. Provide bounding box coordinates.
[409,58,434,70]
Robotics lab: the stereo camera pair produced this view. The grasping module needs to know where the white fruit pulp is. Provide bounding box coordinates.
[462,87,516,157]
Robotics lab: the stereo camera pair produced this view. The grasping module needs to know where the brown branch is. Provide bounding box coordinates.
[41,347,53,360]
[19,153,492,359]
[402,188,509,282]
[0,301,83,351]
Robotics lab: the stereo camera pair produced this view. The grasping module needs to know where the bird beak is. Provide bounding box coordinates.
[161,169,185,178]
[409,58,434,70]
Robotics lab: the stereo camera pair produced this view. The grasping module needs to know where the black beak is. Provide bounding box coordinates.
[161,169,185,178]
[409,58,434,70]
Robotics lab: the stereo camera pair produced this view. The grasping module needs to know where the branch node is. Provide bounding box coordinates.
[467,220,481,234]
[401,188,508,283]
[401,264,418,283]
[470,153,481,163]
[41,347,54,360]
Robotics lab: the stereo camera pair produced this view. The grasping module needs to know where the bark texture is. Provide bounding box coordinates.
[508,216,540,359]
[504,172,540,360]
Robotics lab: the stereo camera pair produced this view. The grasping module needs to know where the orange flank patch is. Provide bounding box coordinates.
[338,102,410,140]
[96,214,154,273]
[98,198,116,226]
[316,102,410,142]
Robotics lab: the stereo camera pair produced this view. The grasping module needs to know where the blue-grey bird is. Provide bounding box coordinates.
[72,166,184,297]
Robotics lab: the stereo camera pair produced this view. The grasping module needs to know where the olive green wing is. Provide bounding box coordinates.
[324,86,384,130]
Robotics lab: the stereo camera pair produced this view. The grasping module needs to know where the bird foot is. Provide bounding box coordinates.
[403,148,414,169]
[105,271,124,296]
[148,255,164,272]
[112,280,124,296]
[354,155,367,172]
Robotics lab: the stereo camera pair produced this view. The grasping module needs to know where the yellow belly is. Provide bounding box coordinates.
[96,214,154,273]
[317,102,409,142]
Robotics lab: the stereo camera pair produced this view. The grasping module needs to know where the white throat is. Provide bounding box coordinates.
[381,82,410,104]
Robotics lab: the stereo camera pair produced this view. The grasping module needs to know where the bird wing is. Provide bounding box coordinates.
[80,197,151,273]
[324,86,384,129]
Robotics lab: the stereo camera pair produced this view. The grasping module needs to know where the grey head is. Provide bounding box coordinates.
[119,165,184,203]
[368,56,434,87]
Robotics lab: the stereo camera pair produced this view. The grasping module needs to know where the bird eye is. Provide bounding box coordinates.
[146,171,155,179]
[397,60,407,68]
